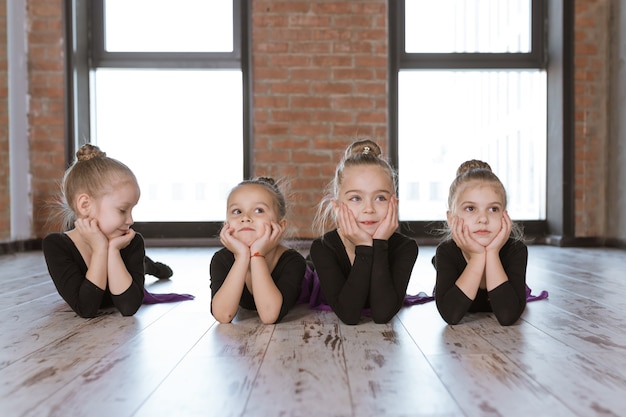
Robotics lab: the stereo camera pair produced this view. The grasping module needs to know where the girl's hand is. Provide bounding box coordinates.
[486,211,512,253]
[74,218,108,251]
[373,195,398,241]
[250,221,285,256]
[220,223,250,259]
[450,216,484,256]
[336,202,373,246]
[109,228,136,250]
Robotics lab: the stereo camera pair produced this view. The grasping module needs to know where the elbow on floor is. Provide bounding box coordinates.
[214,313,235,324]
[371,313,395,324]
[495,315,521,326]
[338,315,361,326]
[77,311,97,319]
[259,313,280,325]
[119,306,140,317]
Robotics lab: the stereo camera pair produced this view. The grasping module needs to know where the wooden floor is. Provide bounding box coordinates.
[2,244,626,417]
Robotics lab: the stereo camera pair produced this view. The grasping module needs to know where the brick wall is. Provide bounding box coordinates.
[251,0,388,238]
[28,0,66,237]
[574,0,610,237]
[1,0,615,242]
[0,1,8,241]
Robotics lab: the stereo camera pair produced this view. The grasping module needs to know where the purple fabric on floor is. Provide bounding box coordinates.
[525,284,549,302]
[142,288,195,304]
[403,292,435,305]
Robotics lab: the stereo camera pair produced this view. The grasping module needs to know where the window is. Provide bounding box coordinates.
[66,0,250,237]
[390,0,547,228]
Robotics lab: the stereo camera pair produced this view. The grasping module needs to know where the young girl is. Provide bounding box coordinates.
[210,177,306,324]
[309,140,419,325]
[43,144,193,318]
[43,144,145,318]
[434,160,529,326]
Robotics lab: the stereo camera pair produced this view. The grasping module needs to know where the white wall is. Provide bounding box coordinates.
[607,1,626,242]
[7,0,31,240]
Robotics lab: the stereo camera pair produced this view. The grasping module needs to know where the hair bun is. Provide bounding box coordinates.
[257,176,276,186]
[456,159,492,176]
[76,144,106,162]
[345,139,382,159]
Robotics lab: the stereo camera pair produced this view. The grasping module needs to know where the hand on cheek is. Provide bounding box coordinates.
[75,218,108,251]
[109,228,135,250]
[487,211,512,252]
[373,196,398,241]
[220,223,249,258]
[451,216,484,255]
[337,203,372,246]
[251,221,284,256]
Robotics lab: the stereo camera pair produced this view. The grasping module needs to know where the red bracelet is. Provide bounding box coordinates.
[250,252,265,258]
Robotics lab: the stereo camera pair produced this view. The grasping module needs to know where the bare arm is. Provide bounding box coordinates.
[107,229,137,295]
[248,222,285,324]
[448,216,487,300]
[74,218,109,291]
[211,223,251,323]
[484,212,513,291]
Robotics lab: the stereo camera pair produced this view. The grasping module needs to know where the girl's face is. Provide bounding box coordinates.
[89,181,140,239]
[448,182,505,246]
[337,165,395,235]
[225,184,283,245]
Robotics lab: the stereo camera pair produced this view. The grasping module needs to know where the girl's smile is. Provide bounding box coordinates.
[360,220,379,226]
[89,182,140,240]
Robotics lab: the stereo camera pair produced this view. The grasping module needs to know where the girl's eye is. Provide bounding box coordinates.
[232,209,241,215]
[489,207,500,213]
[375,195,387,202]
[349,196,361,202]
[254,208,265,214]
[464,206,474,212]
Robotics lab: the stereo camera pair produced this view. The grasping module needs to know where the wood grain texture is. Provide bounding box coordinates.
[1,245,626,417]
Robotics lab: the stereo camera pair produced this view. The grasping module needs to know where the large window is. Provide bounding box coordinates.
[66,0,250,237]
[391,0,547,227]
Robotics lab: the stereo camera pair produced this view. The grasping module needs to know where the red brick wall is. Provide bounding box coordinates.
[0,0,614,241]
[251,0,388,238]
[0,2,8,241]
[28,0,66,237]
[573,0,610,237]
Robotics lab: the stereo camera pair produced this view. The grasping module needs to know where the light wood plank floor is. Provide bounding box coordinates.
[2,244,626,417]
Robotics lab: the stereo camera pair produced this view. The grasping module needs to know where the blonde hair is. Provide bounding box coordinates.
[313,139,397,235]
[56,144,138,230]
[446,159,523,241]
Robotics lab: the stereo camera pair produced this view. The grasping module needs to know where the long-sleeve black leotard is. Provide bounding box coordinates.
[433,238,528,326]
[42,232,145,318]
[209,248,306,323]
[309,230,418,325]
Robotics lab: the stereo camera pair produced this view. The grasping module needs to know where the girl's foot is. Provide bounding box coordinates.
[144,256,173,279]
